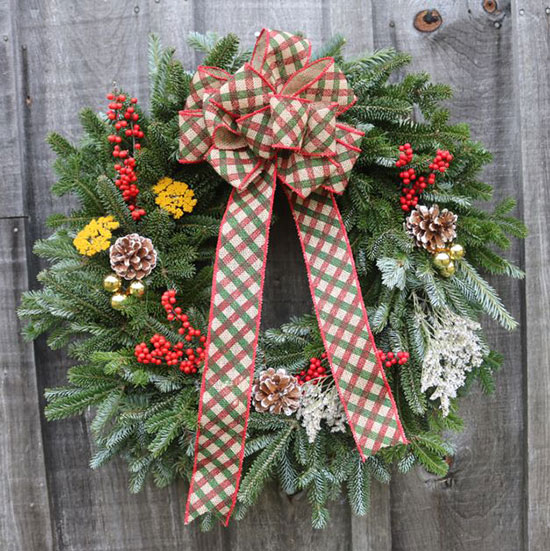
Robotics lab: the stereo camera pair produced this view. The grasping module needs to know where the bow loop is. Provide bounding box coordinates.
[185,66,231,110]
[216,64,274,116]
[301,103,338,156]
[250,29,311,90]
[282,57,356,114]
[179,29,363,195]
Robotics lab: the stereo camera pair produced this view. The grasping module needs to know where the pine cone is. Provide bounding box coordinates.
[406,204,457,253]
[252,368,301,415]
[109,233,157,280]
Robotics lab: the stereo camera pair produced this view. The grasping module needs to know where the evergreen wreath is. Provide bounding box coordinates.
[19,32,526,530]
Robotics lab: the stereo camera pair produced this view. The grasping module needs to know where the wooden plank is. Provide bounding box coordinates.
[14,2,198,549]
[329,4,393,548]
[0,0,25,216]
[370,1,525,549]
[513,1,550,548]
[0,218,54,550]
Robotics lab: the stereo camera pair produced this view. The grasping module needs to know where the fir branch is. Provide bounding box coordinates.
[454,261,518,330]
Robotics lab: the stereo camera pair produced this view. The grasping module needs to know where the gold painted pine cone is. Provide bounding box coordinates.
[406,204,457,253]
[109,233,157,280]
[252,368,301,415]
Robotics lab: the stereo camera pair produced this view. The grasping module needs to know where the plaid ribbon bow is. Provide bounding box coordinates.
[179,29,407,525]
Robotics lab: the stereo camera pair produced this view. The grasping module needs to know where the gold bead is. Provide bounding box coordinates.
[110,292,128,310]
[103,273,121,293]
[128,280,146,298]
[449,243,465,260]
[433,251,452,269]
[439,261,456,278]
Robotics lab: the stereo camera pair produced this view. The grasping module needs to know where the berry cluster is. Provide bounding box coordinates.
[429,149,454,172]
[134,290,206,374]
[376,349,410,368]
[396,144,453,212]
[297,352,328,385]
[106,93,146,221]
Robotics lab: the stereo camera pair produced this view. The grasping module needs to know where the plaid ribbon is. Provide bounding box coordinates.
[179,29,407,525]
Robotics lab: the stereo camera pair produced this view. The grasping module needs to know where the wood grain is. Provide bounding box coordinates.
[370,1,525,550]
[14,2,196,549]
[0,0,25,216]
[513,1,550,548]
[0,218,53,550]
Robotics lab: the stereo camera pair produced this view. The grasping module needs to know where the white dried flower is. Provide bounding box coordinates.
[296,382,347,443]
[421,310,485,416]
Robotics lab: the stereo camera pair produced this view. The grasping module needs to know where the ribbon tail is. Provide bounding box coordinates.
[285,188,408,458]
[185,173,276,525]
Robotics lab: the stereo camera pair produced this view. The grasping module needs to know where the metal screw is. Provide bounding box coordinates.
[13,227,18,233]
[519,8,525,15]
[134,5,140,14]
[3,35,8,42]
[493,21,501,28]
[155,0,161,3]
[546,7,550,14]
[389,21,395,27]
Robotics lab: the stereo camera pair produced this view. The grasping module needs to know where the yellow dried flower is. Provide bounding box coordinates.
[73,216,120,256]
[153,177,197,219]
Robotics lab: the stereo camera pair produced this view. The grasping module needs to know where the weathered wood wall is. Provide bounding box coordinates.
[1,0,546,549]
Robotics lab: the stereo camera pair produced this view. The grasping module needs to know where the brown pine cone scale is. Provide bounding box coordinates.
[406,204,457,253]
[109,233,157,280]
[252,368,301,415]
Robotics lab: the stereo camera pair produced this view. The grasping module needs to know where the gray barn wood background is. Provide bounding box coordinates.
[1,0,548,549]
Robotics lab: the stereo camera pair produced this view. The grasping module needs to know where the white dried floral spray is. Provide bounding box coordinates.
[420,310,485,416]
[296,381,347,443]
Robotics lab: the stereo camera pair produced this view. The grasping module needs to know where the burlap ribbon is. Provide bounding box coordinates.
[179,29,407,524]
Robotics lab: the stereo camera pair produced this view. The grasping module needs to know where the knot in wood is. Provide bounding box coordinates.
[414,9,442,32]
[483,0,498,14]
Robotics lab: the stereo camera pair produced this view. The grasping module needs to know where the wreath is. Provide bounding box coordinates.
[19,30,526,530]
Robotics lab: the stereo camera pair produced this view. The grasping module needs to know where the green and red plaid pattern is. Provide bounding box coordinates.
[179,29,407,525]
[236,107,274,159]
[287,189,408,454]
[269,96,309,149]
[302,105,337,155]
[185,67,230,110]
[178,111,211,163]
[251,29,311,90]
[186,172,276,523]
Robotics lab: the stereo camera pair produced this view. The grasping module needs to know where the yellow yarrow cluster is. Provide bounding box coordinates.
[153,177,197,219]
[73,216,120,256]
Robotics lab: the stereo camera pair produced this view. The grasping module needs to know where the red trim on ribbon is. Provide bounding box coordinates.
[244,62,278,94]
[282,188,365,460]
[196,65,232,80]
[329,193,408,446]
[282,57,334,97]
[224,172,277,525]
[184,184,235,525]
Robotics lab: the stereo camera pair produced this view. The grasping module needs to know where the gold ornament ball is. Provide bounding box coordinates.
[449,243,465,260]
[433,251,452,269]
[111,292,128,310]
[440,261,456,278]
[103,273,121,293]
[128,280,146,298]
